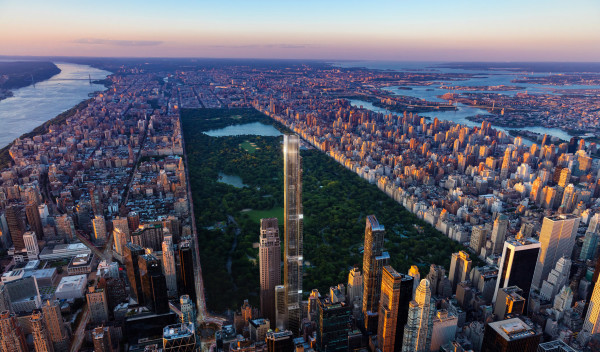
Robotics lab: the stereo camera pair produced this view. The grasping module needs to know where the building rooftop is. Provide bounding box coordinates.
[163,323,194,339]
[488,318,538,342]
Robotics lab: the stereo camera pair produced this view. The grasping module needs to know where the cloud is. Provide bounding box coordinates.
[207,43,310,49]
[74,38,163,46]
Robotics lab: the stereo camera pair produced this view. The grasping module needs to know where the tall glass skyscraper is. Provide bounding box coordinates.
[362,215,389,333]
[283,134,303,335]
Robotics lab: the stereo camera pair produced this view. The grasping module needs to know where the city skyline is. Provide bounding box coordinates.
[0,0,599,61]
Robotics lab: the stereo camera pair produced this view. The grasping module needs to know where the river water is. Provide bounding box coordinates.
[0,62,111,148]
[337,61,599,144]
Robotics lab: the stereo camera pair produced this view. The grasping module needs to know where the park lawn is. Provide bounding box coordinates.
[243,207,284,223]
[240,140,259,153]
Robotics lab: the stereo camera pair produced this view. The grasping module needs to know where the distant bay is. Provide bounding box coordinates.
[0,62,111,148]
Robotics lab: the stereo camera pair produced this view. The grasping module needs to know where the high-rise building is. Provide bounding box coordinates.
[480,318,540,352]
[532,215,580,289]
[259,218,281,325]
[266,330,294,352]
[0,310,28,352]
[580,230,599,262]
[401,279,434,352]
[470,225,488,257]
[347,267,363,306]
[163,323,196,352]
[493,286,525,320]
[138,253,168,314]
[362,215,390,333]
[178,240,196,305]
[493,238,540,310]
[491,215,509,256]
[124,243,145,304]
[23,231,40,259]
[377,266,413,352]
[92,326,113,352]
[316,297,351,352]
[5,204,26,251]
[274,285,286,331]
[26,202,44,240]
[55,214,75,240]
[87,286,109,324]
[582,269,600,335]
[162,235,178,298]
[283,134,303,335]
[430,310,458,352]
[41,300,69,352]
[180,295,196,325]
[539,256,571,301]
[31,310,54,352]
[449,251,472,293]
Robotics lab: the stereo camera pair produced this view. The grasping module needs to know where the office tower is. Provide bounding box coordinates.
[23,231,40,259]
[163,323,196,351]
[377,266,413,352]
[259,218,281,325]
[582,271,600,336]
[274,285,286,331]
[316,297,351,352]
[0,311,27,352]
[401,279,434,352]
[455,281,473,309]
[540,256,571,301]
[493,286,525,320]
[430,310,458,352]
[283,134,303,335]
[26,202,44,240]
[532,215,580,289]
[162,235,178,298]
[42,300,69,352]
[553,286,573,317]
[87,286,109,323]
[347,267,363,306]
[5,204,26,251]
[180,295,196,325]
[537,340,579,352]
[266,330,294,352]
[5,276,42,313]
[491,215,509,256]
[470,225,488,257]
[112,216,130,237]
[124,243,145,304]
[362,215,389,333]
[92,326,112,352]
[480,318,540,352]
[580,230,599,261]
[139,253,169,314]
[31,310,54,352]
[178,240,196,304]
[0,284,10,313]
[426,264,451,298]
[449,251,472,293]
[493,237,540,308]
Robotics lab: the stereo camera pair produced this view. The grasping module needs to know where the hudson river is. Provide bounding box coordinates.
[0,62,111,148]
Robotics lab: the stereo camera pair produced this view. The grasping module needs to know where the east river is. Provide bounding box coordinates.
[338,61,600,144]
[0,62,111,148]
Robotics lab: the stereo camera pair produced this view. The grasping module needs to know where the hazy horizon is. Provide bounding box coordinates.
[1,0,599,61]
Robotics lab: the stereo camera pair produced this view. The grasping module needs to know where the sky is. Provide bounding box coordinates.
[1,0,599,61]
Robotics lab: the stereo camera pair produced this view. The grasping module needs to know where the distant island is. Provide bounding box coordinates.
[0,61,61,101]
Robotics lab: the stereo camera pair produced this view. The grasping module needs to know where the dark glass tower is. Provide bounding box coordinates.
[283,134,303,335]
[362,215,389,333]
[124,242,145,304]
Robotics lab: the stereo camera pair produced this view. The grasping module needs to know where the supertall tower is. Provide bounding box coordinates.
[283,134,303,334]
[259,218,281,326]
[362,215,389,333]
